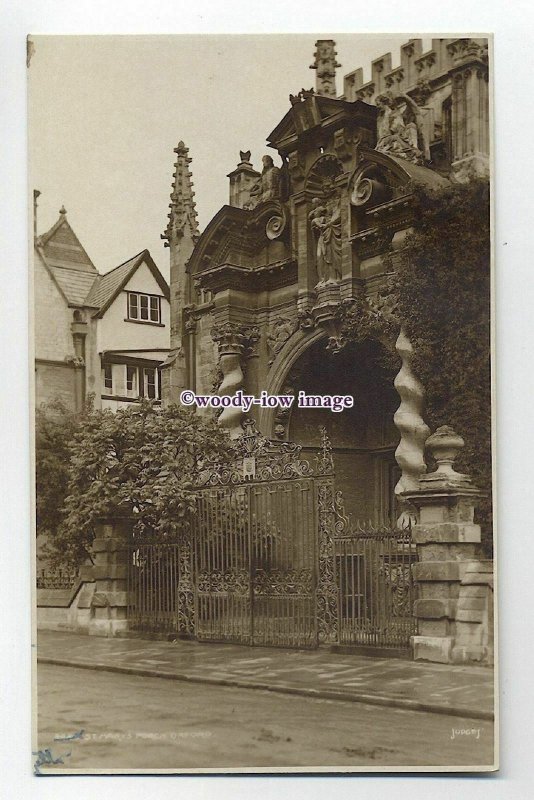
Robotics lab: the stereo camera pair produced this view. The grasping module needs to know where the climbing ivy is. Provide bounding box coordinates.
[337,179,492,550]
[393,179,492,549]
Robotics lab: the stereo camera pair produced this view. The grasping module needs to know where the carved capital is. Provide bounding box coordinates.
[211,322,259,358]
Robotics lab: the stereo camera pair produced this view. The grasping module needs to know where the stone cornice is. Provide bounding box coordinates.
[195,259,297,294]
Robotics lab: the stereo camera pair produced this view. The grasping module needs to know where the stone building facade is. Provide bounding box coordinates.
[161,37,490,524]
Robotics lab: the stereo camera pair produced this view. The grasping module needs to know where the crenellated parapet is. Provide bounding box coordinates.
[341,37,489,174]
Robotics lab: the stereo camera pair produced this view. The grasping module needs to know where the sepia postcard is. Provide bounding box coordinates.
[30,33,497,774]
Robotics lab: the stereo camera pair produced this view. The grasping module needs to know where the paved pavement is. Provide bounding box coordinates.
[36,630,494,720]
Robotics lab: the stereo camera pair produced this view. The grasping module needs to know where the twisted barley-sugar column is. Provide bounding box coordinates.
[218,349,245,438]
[212,323,258,439]
[394,328,430,512]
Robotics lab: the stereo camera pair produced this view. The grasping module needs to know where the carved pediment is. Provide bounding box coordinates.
[266,96,376,155]
[188,201,290,277]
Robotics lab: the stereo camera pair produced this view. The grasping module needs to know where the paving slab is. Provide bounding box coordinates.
[36,630,495,721]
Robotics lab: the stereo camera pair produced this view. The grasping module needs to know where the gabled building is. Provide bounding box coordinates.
[34,201,170,411]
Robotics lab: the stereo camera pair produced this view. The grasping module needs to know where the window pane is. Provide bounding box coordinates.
[126,365,138,395]
[104,364,113,391]
[150,296,159,322]
[140,295,149,320]
[128,293,138,319]
[145,368,156,399]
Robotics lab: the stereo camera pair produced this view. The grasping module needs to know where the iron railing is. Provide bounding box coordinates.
[127,541,181,634]
[36,568,78,590]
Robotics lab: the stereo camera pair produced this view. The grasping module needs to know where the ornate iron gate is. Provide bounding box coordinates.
[333,513,417,650]
[127,539,181,634]
[190,421,335,648]
[193,479,318,647]
[126,421,417,652]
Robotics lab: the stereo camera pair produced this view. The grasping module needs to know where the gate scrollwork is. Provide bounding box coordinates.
[316,480,339,643]
[177,529,195,636]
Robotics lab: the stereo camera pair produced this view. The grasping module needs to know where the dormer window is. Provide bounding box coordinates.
[127,292,161,324]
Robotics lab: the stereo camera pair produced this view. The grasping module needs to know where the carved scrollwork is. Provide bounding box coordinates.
[266,315,297,364]
[349,164,392,209]
[266,213,286,241]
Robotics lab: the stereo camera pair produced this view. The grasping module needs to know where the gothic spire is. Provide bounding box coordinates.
[162,140,199,247]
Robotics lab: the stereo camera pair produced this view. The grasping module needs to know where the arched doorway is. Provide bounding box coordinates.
[284,337,400,524]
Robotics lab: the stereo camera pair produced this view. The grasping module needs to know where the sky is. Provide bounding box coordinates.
[28,34,431,281]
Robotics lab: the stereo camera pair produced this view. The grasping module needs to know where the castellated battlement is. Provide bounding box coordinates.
[341,38,488,102]
[339,37,489,178]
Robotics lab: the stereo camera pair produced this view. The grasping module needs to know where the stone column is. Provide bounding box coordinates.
[211,322,259,438]
[402,426,485,663]
[87,517,131,637]
[393,328,430,522]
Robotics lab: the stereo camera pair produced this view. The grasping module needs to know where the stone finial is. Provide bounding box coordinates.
[239,150,252,165]
[425,425,466,480]
[310,39,340,97]
[59,205,67,215]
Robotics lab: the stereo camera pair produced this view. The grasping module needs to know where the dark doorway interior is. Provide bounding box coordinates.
[286,338,400,523]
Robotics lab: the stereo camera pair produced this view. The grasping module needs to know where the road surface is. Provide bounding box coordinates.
[36,664,494,771]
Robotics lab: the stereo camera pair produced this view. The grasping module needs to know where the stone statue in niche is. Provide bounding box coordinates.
[375,92,429,165]
[308,195,342,284]
[247,155,282,208]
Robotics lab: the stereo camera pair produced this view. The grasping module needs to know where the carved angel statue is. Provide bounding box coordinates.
[308,196,342,284]
[375,92,429,165]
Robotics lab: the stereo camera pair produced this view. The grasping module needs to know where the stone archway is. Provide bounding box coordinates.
[267,336,401,523]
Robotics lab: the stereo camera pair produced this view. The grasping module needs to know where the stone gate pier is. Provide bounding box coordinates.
[402,426,494,665]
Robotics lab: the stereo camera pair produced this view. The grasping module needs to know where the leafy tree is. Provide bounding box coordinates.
[35,398,80,543]
[46,401,232,569]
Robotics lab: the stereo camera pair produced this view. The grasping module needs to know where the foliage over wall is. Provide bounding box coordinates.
[38,401,231,568]
[35,399,79,544]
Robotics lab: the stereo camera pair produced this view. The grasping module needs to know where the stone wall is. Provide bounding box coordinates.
[36,518,130,637]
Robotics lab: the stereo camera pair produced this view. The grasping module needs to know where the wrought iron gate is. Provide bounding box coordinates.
[127,539,181,634]
[126,421,417,652]
[193,479,317,647]
[334,518,417,650]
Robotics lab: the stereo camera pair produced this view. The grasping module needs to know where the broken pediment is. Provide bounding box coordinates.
[187,201,290,279]
[349,147,449,211]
